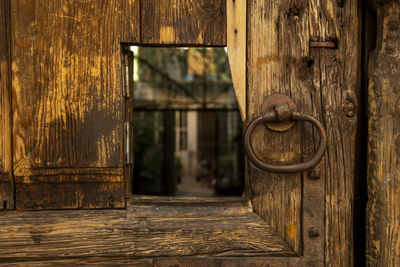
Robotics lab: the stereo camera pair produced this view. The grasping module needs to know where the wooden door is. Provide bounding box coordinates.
[0,0,362,266]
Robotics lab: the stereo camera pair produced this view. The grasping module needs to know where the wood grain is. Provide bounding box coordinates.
[246,0,308,256]
[247,0,361,265]
[0,258,153,267]
[0,257,303,267]
[11,0,140,209]
[128,197,253,217]
[141,0,226,45]
[0,0,13,209]
[15,182,125,210]
[367,1,400,266]
[153,257,301,267]
[309,1,361,266]
[227,0,246,121]
[0,202,294,262]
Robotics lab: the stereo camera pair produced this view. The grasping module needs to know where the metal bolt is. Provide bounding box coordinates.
[308,227,319,237]
[343,97,356,118]
[337,0,346,7]
[344,104,356,117]
[309,168,320,180]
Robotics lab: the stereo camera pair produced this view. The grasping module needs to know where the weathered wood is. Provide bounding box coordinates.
[11,0,140,209]
[128,196,252,217]
[15,182,125,210]
[0,258,153,267]
[141,0,226,45]
[0,257,302,267]
[247,0,361,266]
[246,0,308,256]
[153,257,300,267]
[0,175,12,210]
[367,1,400,266]
[309,1,361,266]
[227,0,246,121]
[2,1,365,265]
[0,202,294,262]
[0,0,13,209]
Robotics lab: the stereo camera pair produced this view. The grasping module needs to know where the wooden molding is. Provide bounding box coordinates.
[227,0,246,121]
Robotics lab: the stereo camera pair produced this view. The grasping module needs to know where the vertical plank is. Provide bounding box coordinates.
[121,0,141,44]
[141,0,226,45]
[367,1,400,266]
[248,0,361,265]
[247,0,309,255]
[227,0,246,121]
[11,0,140,209]
[0,0,13,210]
[309,1,361,266]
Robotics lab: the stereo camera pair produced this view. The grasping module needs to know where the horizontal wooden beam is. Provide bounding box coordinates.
[0,201,294,262]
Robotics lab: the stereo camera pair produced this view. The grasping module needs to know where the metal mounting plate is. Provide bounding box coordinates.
[262,94,297,132]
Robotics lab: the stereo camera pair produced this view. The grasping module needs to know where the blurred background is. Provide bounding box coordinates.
[130,47,244,197]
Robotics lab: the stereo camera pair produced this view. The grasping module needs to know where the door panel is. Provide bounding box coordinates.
[11,0,140,210]
[141,0,226,45]
[247,0,307,254]
[0,0,13,210]
[309,1,361,265]
[247,0,360,265]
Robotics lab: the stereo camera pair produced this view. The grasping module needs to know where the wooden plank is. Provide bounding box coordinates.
[14,167,123,178]
[367,1,400,266]
[121,0,141,43]
[0,0,13,210]
[128,197,252,217]
[247,0,309,256]
[0,203,294,261]
[0,258,153,267]
[0,257,303,267]
[15,182,125,210]
[0,179,12,210]
[154,257,300,267]
[141,0,226,45]
[14,174,123,184]
[227,0,246,121]
[247,1,361,265]
[11,0,140,209]
[309,1,361,266]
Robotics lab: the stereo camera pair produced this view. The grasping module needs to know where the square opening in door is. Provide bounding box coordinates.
[128,46,244,197]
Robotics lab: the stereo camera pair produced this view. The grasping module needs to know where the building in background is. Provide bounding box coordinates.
[131,47,243,196]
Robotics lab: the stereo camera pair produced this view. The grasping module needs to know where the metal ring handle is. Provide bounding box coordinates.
[244,110,327,173]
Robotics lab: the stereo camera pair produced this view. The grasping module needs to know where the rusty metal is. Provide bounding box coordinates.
[244,97,327,173]
[308,227,320,237]
[262,94,297,132]
[309,41,338,49]
[124,122,133,164]
[308,168,321,180]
